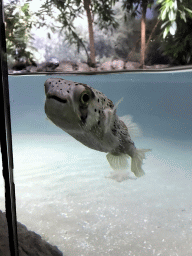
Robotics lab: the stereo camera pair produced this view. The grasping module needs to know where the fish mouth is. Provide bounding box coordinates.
[47,95,68,104]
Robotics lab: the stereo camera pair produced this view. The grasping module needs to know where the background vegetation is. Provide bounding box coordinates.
[4,1,36,68]
[4,0,192,69]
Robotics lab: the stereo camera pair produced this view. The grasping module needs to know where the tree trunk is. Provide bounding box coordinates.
[140,3,147,69]
[145,19,160,55]
[84,0,96,67]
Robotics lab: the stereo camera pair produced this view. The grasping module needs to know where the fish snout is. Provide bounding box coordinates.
[44,78,70,104]
[44,78,55,94]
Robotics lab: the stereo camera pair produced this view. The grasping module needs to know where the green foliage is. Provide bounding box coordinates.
[35,0,118,63]
[121,0,156,67]
[92,2,143,62]
[145,39,170,65]
[64,28,91,63]
[157,0,192,38]
[92,0,119,30]
[111,4,139,60]
[36,0,84,30]
[162,17,192,64]
[122,0,155,17]
[157,0,192,64]
[4,1,36,66]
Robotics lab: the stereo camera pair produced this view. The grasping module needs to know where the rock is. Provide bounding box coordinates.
[8,69,14,74]
[145,65,154,69]
[46,57,60,70]
[112,60,124,70]
[36,62,48,72]
[98,61,113,71]
[77,63,90,72]
[90,67,96,72]
[55,62,74,72]
[11,69,30,74]
[24,58,59,73]
[153,64,170,69]
[125,61,140,70]
[26,66,38,73]
[12,61,27,71]
[35,59,59,72]
[12,58,37,71]
[0,210,63,256]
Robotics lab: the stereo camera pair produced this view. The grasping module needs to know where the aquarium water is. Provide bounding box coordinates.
[0,71,192,256]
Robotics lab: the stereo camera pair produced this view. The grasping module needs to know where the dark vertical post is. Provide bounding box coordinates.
[0,0,19,255]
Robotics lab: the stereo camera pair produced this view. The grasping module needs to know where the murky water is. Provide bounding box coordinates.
[1,71,192,255]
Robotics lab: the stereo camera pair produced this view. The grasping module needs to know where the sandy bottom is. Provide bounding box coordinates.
[0,134,192,256]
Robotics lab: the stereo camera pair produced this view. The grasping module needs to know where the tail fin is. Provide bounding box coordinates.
[131,149,151,177]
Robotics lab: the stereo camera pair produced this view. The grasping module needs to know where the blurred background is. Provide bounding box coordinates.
[4,0,192,73]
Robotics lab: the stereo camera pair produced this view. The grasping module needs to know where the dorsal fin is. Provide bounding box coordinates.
[113,97,124,110]
[119,115,142,138]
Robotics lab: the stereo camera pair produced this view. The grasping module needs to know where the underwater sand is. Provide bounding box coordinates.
[0,72,192,255]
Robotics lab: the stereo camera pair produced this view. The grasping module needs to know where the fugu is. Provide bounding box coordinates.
[44,78,151,181]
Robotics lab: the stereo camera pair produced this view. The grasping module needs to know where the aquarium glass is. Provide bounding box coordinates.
[0,71,191,255]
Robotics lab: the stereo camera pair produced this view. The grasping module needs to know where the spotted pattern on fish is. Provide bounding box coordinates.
[44,78,151,181]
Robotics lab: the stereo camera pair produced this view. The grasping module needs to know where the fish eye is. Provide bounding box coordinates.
[80,91,90,106]
[82,93,90,103]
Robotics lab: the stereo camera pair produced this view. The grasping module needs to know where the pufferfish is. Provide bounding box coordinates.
[44,78,151,182]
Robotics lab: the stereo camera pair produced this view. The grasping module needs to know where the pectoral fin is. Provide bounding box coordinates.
[106,153,136,182]
[106,153,129,170]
